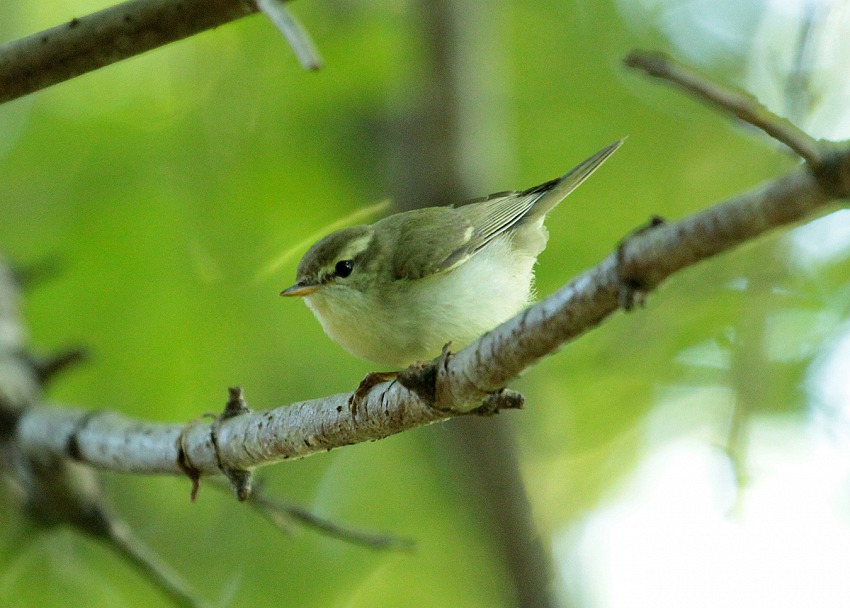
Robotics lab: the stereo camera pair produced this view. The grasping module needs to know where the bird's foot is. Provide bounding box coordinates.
[348,371,398,420]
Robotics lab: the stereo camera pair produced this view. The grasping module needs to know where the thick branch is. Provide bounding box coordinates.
[15,155,848,479]
[17,387,448,476]
[0,0,258,104]
[5,49,850,493]
[445,166,834,397]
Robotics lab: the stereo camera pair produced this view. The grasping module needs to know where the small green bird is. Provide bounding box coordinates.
[282,140,623,367]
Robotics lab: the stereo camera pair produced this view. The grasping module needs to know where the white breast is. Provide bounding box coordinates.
[305,230,544,367]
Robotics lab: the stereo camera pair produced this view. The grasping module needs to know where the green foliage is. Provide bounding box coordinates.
[2,1,847,606]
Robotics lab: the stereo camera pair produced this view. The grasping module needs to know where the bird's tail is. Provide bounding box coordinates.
[527,137,625,218]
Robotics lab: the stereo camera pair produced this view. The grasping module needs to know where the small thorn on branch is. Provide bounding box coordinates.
[31,346,88,385]
[222,386,252,419]
[223,468,253,502]
[471,388,525,416]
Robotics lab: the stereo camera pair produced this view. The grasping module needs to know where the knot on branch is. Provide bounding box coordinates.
[176,426,202,502]
[212,387,254,501]
[65,410,104,461]
[810,145,850,200]
[470,388,525,415]
[397,343,456,408]
[175,389,255,502]
[616,215,667,310]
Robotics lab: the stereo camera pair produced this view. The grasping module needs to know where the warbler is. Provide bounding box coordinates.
[282,140,622,367]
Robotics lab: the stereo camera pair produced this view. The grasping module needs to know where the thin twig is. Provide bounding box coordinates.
[250,491,416,551]
[256,0,323,70]
[624,50,824,166]
[3,441,207,607]
[106,514,211,608]
[30,347,88,385]
[10,256,66,290]
[7,52,850,490]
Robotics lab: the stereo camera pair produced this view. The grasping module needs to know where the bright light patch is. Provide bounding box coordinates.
[806,323,850,433]
[557,427,850,608]
[788,210,850,270]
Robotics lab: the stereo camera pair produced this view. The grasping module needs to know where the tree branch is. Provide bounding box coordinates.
[624,50,824,165]
[247,487,416,550]
[0,0,258,104]
[13,154,849,490]
[4,50,850,501]
[2,49,848,606]
[256,0,322,70]
[10,40,850,485]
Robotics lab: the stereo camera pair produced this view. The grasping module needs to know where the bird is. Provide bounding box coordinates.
[281,139,623,368]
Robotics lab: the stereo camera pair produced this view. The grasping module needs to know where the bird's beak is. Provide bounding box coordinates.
[280,282,320,297]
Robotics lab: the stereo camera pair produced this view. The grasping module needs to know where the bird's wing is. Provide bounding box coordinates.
[389,189,546,280]
[448,139,625,266]
[391,140,624,280]
[389,206,477,279]
[456,187,551,248]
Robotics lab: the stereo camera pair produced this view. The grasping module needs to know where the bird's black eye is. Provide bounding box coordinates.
[335,260,354,278]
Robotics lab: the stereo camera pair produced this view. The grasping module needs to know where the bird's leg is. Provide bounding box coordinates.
[348,371,399,419]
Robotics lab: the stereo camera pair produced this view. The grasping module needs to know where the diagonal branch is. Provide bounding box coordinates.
[5,51,850,495]
[0,40,845,607]
[0,0,324,103]
[0,0,259,104]
[624,50,824,165]
[13,153,849,485]
[247,489,416,550]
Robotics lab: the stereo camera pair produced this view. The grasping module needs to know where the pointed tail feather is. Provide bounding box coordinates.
[527,137,625,218]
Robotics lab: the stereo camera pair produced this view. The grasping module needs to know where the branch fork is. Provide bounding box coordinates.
[3,45,850,608]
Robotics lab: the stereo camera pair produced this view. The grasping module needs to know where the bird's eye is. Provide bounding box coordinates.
[335,260,354,278]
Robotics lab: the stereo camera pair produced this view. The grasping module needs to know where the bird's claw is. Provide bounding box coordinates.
[348,371,398,419]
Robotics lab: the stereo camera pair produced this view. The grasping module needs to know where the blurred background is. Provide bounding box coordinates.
[2,0,850,606]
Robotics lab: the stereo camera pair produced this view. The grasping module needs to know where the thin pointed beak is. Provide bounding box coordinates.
[280,282,320,297]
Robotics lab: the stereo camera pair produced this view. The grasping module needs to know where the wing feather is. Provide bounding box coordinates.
[389,140,623,279]
[387,207,475,279]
